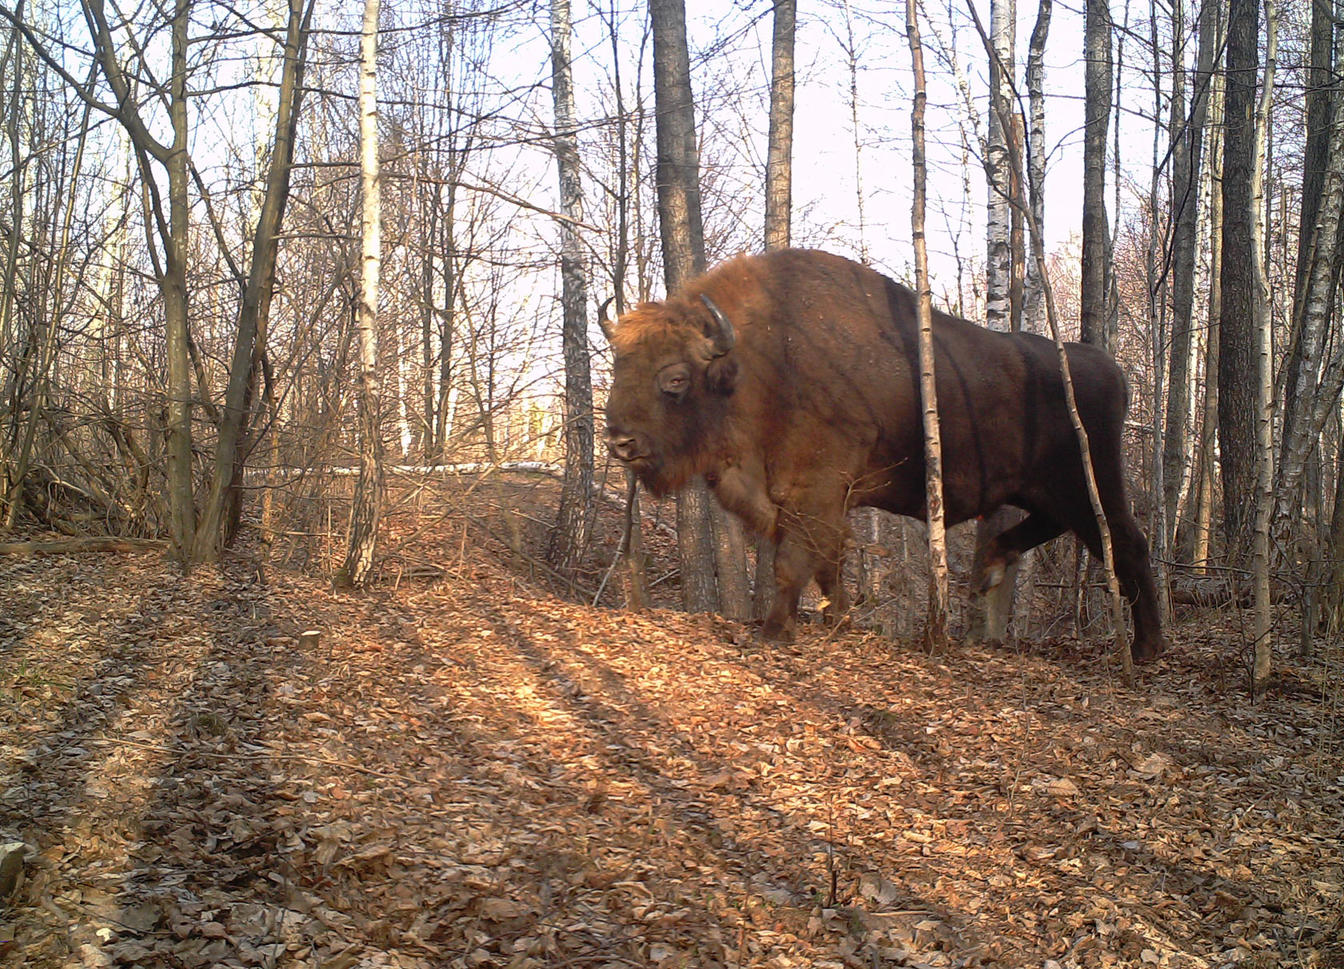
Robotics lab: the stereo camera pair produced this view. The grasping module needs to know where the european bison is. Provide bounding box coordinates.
[603,248,1167,661]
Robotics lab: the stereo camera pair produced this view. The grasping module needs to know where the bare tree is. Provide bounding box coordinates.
[649,0,746,616]
[1162,0,1218,541]
[194,0,315,561]
[907,0,949,650]
[546,0,595,578]
[339,0,385,586]
[756,0,795,622]
[1080,0,1113,351]
[1218,0,1260,555]
[1249,0,1278,692]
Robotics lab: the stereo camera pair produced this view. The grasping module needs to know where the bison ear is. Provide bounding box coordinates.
[705,356,739,396]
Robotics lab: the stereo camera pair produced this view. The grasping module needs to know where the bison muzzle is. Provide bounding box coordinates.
[603,248,1167,661]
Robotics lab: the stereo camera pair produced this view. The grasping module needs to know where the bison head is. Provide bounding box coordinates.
[603,294,738,497]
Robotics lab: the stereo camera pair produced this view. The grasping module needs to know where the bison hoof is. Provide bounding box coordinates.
[977,561,1007,593]
[1131,635,1169,664]
[760,619,796,643]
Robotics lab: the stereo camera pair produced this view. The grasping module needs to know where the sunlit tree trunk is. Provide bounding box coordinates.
[546,0,595,578]
[195,0,314,561]
[339,0,385,587]
[755,0,794,622]
[162,0,196,561]
[649,0,719,614]
[907,0,948,650]
[1192,65,1224,572]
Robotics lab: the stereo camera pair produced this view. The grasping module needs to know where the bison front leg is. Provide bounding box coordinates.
[761,503,849,642]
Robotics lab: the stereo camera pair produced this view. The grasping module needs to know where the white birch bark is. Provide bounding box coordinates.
[340,0,385,586]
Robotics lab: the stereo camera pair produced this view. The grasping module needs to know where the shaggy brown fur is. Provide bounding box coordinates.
[604,249,1166,660]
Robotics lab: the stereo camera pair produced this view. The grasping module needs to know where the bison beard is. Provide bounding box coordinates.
[603,249,1168,661]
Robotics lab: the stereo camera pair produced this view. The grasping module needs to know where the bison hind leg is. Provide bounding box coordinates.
[974,511,1066,592]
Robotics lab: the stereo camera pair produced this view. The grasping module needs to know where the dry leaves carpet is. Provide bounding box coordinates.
[1,545,1342,969]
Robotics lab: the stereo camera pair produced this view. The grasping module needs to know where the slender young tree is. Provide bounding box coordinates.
[1276,0,1344,539]
[1162,0,1218,539]
[339,0,385,586]
[1023,0,1051,330]
[907,0,949,650]
[1249,0,1278,692]
[756,0,795,622]
[1080,0,1112,351]
[971,0,1024,643]
[546,0,595,578]
[764,0,795,253]
[194,0,315,561]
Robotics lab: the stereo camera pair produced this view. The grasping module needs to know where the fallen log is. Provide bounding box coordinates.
[0,537,167,556]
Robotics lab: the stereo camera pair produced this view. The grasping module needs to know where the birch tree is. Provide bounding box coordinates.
[1249,0,1278,691]
[339,0,385,586]
[1275,0,1344,542]
[907,0,949,650]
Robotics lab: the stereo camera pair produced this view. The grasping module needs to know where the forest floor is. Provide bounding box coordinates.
[2,473,1343,969]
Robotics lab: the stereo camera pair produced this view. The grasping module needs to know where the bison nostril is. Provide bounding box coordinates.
[607,434,639,460]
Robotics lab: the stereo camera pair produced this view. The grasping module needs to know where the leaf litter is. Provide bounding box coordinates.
[1,526,1342,969]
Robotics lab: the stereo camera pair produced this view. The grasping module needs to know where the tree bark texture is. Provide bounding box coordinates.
[1218,0,1260,557]
[984,0,1016,332]
[650,0,718,614]
[194,0,314,562]
[1163,0,1220,541]
[1080,0,1112,351]
[546,0,596,578]
[764,0,794,252]
[340,0,385,587]
[907,0,949,650]
[1276,0,1344,539]
[1023,0,1051,332]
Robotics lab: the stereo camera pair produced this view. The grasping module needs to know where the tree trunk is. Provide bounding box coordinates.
[1023,0,1051,331]
[546,0,595,578]
[163,0,196,562]
[1218,0,1260,557]
[194,0,313,562]
[649,0,729,614]
[971,0,1023,642]
[1163,0,1217,544]
[907,0,949,650]
[339,0,385,587]
[764,0,794,252]
[1080,0,1112,351]
[1249,0,1278,693]
[1192,64,1224,571]
[1275,0,1344,542]
[984,0,1016,331]
[756,0,795,621]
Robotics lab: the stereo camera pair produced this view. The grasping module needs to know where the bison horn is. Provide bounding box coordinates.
[700,295,736,356]
[596,296,617,341]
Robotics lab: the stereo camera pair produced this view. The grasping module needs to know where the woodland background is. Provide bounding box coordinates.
[2,1,1344,966]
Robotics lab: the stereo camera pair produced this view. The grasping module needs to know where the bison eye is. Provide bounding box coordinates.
[657,364,691,400]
